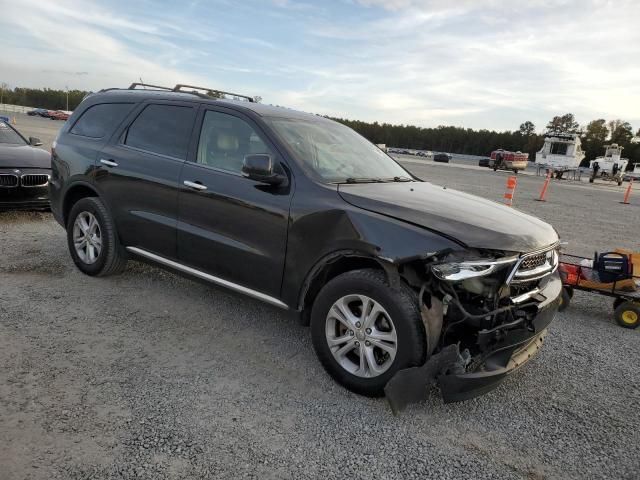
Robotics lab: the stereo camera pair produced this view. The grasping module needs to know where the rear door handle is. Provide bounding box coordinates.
[100,159,118,167]
[183,180,207,191]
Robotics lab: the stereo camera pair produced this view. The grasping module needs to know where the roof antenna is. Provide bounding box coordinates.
[140,77,146,89]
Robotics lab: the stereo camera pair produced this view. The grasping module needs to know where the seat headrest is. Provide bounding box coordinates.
[217,133,239,151]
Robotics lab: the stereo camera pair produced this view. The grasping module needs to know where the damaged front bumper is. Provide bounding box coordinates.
[385,272,561,413]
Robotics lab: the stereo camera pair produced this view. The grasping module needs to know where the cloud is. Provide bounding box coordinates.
[1,0,639,131]
[0,0,214,92]
[293,0,640,129]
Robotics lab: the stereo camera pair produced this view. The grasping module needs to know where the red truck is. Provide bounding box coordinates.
[490,149,529,173]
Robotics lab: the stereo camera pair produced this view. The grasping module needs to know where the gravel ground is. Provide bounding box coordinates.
[1,119,639,480]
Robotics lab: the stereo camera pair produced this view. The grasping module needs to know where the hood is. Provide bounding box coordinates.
[338,182,558,253]
[0,144,51,169]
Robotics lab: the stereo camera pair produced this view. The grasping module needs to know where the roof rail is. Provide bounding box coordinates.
[173,84,255,102]
[128,82,173,91]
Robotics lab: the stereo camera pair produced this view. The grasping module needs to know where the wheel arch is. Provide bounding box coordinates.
[62,182,100,227]
[297,250,396,325]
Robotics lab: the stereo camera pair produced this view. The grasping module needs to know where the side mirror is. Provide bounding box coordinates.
[29,137,43,146]
[242,154,286,186]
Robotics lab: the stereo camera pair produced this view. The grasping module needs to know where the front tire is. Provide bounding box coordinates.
[310,269,427,397]
[67,197,127,276]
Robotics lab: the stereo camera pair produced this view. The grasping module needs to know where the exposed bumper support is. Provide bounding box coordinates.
[384,273,561,413]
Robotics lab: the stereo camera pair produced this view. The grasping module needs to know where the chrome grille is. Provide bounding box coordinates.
[520,252,546,271]
[508,245,559,284]
[21,174,49,187]
[0,174,18,187]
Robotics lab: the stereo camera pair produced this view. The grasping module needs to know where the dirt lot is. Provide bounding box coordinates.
[1,117,639,479]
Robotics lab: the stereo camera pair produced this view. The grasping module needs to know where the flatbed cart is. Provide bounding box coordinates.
[558,252,640,329]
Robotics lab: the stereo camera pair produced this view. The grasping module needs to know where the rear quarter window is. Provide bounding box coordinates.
[123,104,196,160]
[70,103,134,138]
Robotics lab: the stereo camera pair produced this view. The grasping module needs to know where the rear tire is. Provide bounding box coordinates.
[310,269,427,397]
[67,197,127,276]
[614,302,640,329]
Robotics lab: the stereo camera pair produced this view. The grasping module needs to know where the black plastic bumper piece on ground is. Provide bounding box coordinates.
[385,344,462,415]
[438,331,547,403]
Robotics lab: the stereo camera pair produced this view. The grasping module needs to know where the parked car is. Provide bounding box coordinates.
[49,110,71,121]
[433,152,452,163]
[478,158,491,167]
[0,121,50,210]
[27,108,50,117]
[50,84,561,406]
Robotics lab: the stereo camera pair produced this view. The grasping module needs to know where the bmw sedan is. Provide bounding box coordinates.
[0,121,50,210]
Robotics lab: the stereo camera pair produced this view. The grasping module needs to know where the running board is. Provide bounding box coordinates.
[125,247,288,310]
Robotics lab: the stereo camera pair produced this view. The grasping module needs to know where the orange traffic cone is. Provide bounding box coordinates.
[621,178,633,204]
[536,171,551,202]
[503,176,517,207]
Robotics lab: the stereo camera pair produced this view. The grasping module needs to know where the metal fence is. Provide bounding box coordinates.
[0,104,31,114]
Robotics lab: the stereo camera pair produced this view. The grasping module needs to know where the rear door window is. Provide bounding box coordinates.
[70,103,134,138]
[124,104,196,160]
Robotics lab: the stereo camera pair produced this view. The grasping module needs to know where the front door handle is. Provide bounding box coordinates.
[100,159,118,167]
[183,180,207,191]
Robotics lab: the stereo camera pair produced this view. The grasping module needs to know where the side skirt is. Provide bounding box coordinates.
[125,246,289,310]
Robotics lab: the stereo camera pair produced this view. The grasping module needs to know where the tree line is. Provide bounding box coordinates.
[331,113,640,167]
[1,85,638,167]
[0,85,89,112]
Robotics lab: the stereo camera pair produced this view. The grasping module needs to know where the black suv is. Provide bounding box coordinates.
[50,84,561,408]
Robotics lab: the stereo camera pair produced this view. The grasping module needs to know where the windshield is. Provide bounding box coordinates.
[0,122,26,145]
[265,117,412,183]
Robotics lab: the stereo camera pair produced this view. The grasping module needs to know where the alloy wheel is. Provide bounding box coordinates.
[325,294,397,378]
[72,211,102,264]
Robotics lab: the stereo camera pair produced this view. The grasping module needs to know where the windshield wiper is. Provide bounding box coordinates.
[337,176,412,184]
[341,177,386,184]
[391,176,414,182]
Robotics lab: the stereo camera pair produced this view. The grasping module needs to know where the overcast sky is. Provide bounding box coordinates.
[1,0,639,131]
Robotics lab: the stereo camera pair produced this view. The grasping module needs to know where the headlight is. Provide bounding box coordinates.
[432,257,517,282]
